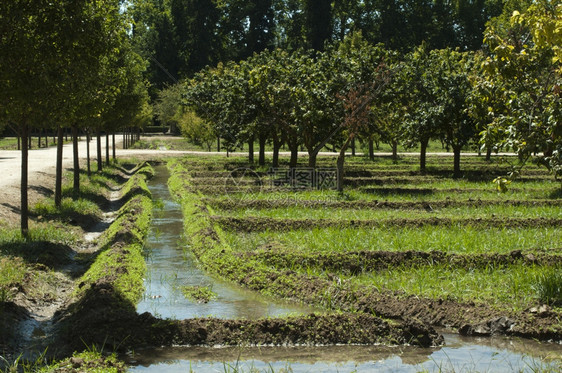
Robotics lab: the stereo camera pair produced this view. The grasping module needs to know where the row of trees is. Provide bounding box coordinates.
[176,0,560,188]
[129,0,508,96]
[1,0,151,236]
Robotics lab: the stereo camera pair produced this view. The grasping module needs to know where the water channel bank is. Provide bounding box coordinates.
[137,165,312,320]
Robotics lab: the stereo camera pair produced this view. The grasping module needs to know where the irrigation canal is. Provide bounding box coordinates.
[129,165,560,372]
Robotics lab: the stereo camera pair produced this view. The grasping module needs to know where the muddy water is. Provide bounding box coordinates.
[137,165,312,320]
[134,166,561,372]
[127,332,560,372]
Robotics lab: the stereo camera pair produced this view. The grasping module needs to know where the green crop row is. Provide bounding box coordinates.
[218,204,562,221]
[224,226,562,255]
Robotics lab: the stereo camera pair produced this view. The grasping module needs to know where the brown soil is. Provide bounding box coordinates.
[213,216,562,232]
[245,244,562,273]
[58,280,443,351]
[205,197,562,211]
[221,252,562,342]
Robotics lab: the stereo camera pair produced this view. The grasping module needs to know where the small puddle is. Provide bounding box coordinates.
[137,165,311,320]
[133,165,561,371]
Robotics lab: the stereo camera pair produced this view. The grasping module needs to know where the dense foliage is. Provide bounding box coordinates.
[178,1,560,187]
[129,0,505,94]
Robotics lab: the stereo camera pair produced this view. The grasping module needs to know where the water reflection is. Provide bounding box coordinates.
[137,166,312,320]
[127,334,560,373]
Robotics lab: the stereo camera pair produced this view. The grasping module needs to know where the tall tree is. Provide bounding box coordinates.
[171,0,223,75]
[481,0,562,183]
[304,0,333,50]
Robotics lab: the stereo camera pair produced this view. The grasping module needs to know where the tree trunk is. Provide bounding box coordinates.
[17,135,21,151]
[308,151,317,168]
[453,146,462,178]
[28,130,32,149]
[391,140,398,161]
[112,133,116,161]
[420,137,429,173]
[55,126,63,207]
[368,139,374,161]
[351,138,356,156]
[86,131,91,176]
[21,120,29,237]
[486,146,492,162]
[97,130,102,172]
[37,128,41,148]
[248,136,254,164]
[72,124,80,194]
[105,133,110,165]
[272,133,281,168]
[337,153,345,192]
[258,134,266,166]
[336,137,352,192]
[217,136,221,152]
[289,137,299,169]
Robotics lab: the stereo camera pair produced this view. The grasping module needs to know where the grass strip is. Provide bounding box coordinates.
[241,246,562,274]
[213,215,562,233]
[224,226,562,255]
[57,163,154,352]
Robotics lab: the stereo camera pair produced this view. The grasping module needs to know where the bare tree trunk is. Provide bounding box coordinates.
[248,136,254,164]
[86,131,91,176]
[453,146,462,178]
[336,137,352,192]
[391,140,398,161]
[112,133,116,161]
[351,138,356,156]
[368,139,374,161]
[97,130,102,172]
[258,134,266,166]
[55,126,64,207]
[105,133,110,165]
[308,151,317,168]
[420,137,429,173]
[486,146,492,162]
[289,137,299,169]
[72,124,80,194]
[217,136,221,152]
[37,128,41,148]
[21,120,29,237]
[272,132,281,168]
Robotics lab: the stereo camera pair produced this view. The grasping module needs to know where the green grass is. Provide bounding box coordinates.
[224,226,562,255]
[180,285,217,303]
[533,267,562,306]
[168,154,562,338]
[218,204,562,221]
[0,256,26,302]
[353,264,558,310]
[33,197,101,221]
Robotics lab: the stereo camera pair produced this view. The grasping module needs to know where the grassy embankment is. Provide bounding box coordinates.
[56,163,154,350]
[0,161,154,372]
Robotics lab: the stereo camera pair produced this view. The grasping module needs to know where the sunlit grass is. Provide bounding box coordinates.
[0,256,26,302]
[224,226,562,255]
[218,204,562,220]
[354,264,559,310]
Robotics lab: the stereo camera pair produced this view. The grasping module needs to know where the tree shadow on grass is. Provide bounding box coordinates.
[549,188,562,199]
[0,241,76,274]
[363,187,434,196]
